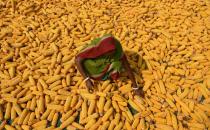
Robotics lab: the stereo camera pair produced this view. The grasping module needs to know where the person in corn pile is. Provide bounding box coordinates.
[75,34,144,96]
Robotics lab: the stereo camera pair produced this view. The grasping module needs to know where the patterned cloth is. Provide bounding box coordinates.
[77,34,124,80]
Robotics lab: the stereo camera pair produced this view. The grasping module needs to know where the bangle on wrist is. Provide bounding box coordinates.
[132,87,139,90]
[84,77,90,82]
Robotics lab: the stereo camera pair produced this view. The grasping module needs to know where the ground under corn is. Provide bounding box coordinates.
[0,0,210,130]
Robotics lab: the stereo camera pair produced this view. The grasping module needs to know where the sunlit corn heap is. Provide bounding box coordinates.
[0,0,210,130]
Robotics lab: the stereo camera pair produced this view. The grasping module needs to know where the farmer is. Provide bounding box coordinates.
[75,34,144,96]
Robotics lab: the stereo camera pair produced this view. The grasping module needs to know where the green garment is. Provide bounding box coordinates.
[80,34,124,80]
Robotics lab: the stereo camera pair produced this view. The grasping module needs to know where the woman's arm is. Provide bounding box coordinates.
[121,54,144,97]
[75,56,94,92]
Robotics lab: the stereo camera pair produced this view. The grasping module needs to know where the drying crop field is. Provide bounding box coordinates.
[0,0,210,129]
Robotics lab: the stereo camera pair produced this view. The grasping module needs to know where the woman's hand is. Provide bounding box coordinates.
[133,87,144,97]
[121,55,144,97]
[75,57,94,92]
[133,84,144,97]
[86,79,94,93]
